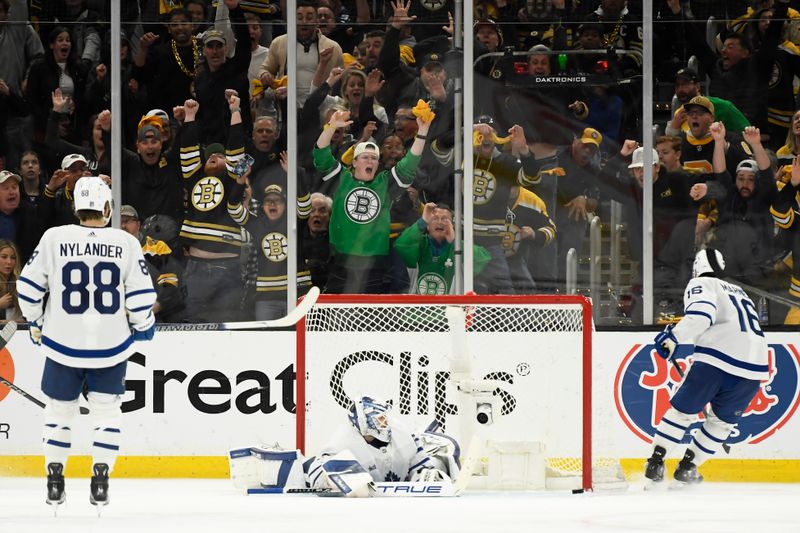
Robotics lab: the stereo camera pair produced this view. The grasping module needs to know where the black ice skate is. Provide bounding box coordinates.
[90,463,110,507]
[46,462,66,507]
[644,446,666,482]
[673,450,703,486]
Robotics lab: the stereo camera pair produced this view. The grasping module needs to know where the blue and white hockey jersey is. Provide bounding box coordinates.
[18,225,156,369]
[306,420,433,488]
[673,277,769,381]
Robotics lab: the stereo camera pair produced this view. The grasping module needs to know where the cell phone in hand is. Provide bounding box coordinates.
[233,153,255,177]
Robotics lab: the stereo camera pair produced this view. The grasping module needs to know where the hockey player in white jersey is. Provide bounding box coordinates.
[305,397,451,494]
[17,176,156,510]
[645,248,769,486]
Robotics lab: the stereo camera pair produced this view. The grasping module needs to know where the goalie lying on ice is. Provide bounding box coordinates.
[304,397,458,493]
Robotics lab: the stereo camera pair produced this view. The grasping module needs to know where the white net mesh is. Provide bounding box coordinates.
[300,296,624,490]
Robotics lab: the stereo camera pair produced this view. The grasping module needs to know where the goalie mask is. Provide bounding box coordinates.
[73,176,113,224]
[692,248,725,278]
[348,396,391,443]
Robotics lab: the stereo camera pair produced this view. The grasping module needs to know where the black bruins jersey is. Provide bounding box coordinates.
[179,121,245,253]
[502,187,556,258]
[679,132,751,178]
[472,150,538,247]
[227,182,312,300]
[770,179,800,303]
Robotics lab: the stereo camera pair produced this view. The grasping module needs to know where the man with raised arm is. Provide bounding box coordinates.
[313,104,432,293]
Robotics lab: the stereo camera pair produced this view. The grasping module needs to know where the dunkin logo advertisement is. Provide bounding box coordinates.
[615,343,800,445]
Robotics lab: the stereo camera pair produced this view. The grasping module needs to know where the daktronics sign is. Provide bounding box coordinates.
[122,352,296,415]
[614,343,800,445]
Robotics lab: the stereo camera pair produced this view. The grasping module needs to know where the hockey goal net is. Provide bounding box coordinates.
[296,294,625,491]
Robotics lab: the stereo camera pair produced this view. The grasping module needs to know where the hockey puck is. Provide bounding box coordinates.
[572,489,584,494]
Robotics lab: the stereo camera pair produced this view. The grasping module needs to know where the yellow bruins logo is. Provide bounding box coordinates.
[262,231,288,262]
[501,226,522,256]
[417,272,447,295]
[191,176,224,212]
[473,169,497,205]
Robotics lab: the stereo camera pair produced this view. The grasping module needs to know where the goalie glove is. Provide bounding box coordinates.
[412,468,451,484]
[28,321,42,345]
[653,324,678,359]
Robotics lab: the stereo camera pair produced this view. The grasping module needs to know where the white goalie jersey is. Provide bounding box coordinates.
[18,224,156,369]
[673,276,769,381]
[306,422,434,488]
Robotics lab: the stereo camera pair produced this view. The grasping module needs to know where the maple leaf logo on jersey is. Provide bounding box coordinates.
[614,343,800,445]
[384,471,400,482]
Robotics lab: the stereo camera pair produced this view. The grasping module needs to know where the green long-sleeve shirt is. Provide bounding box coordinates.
[394,219,492,295]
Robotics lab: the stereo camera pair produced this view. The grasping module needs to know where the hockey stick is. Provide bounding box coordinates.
[724,278,798,310]
[0,321,90,414]
[669,357,731,454]
[155,286,321,331]
[0,321,17,349]
[247,481,456,497]
[0,375,90,415]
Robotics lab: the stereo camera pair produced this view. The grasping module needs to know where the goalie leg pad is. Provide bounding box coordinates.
[651,407,696,456]
[320,451,373,498]
[87,392,123,472]
[43,398,80,468]
[251,447,307,489]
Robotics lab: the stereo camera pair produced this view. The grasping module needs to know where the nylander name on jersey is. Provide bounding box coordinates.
[18,225,156,370]
[59,242,123,259]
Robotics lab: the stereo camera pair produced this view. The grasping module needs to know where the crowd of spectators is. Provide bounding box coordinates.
[0,0,799,325]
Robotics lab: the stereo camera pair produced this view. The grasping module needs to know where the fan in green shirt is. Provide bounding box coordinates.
[313,107,433,293]
[395,203,491,295]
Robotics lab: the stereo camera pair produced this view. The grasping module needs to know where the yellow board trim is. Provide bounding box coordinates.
[0,456,230,478]
[619,458,800,483]
[2,456,800,482]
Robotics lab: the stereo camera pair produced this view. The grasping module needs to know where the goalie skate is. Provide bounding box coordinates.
[90,463,110,510]
[46,462,66,510]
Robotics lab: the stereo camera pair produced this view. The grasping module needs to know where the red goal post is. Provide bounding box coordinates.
[296,294,607,491]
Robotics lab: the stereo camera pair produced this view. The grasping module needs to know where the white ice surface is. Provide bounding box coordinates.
[1,477,799,533]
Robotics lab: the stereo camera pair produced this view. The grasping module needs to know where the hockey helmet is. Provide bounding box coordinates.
[73,176,113,224]
[692,248,725,278]
[348,396,392,443]
[141,214,180,248]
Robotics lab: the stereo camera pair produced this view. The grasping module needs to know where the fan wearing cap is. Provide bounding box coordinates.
[314,107,431,293]
[98,109,183,223]
[193,0,252,145]
[133,8,198,115]
[370,0,452,120]
[463,115,540,293]
[665,67,750,139]
[710,124,778,282]
[675,0,775,132]
[227,168,313,320]
[0,169,44,264]
[39,153,92,227]
[677,96,750,178]
[178,93,249,322]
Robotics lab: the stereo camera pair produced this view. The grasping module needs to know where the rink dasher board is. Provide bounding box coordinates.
[1,331,799,482]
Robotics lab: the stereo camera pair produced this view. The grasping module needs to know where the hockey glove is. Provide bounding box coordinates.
[131,323,155,341]
[653,325,678,359]
[413,468,451,484]
[28,321,42,345]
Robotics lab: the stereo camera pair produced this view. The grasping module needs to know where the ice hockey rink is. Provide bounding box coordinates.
[1,477,799,533]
